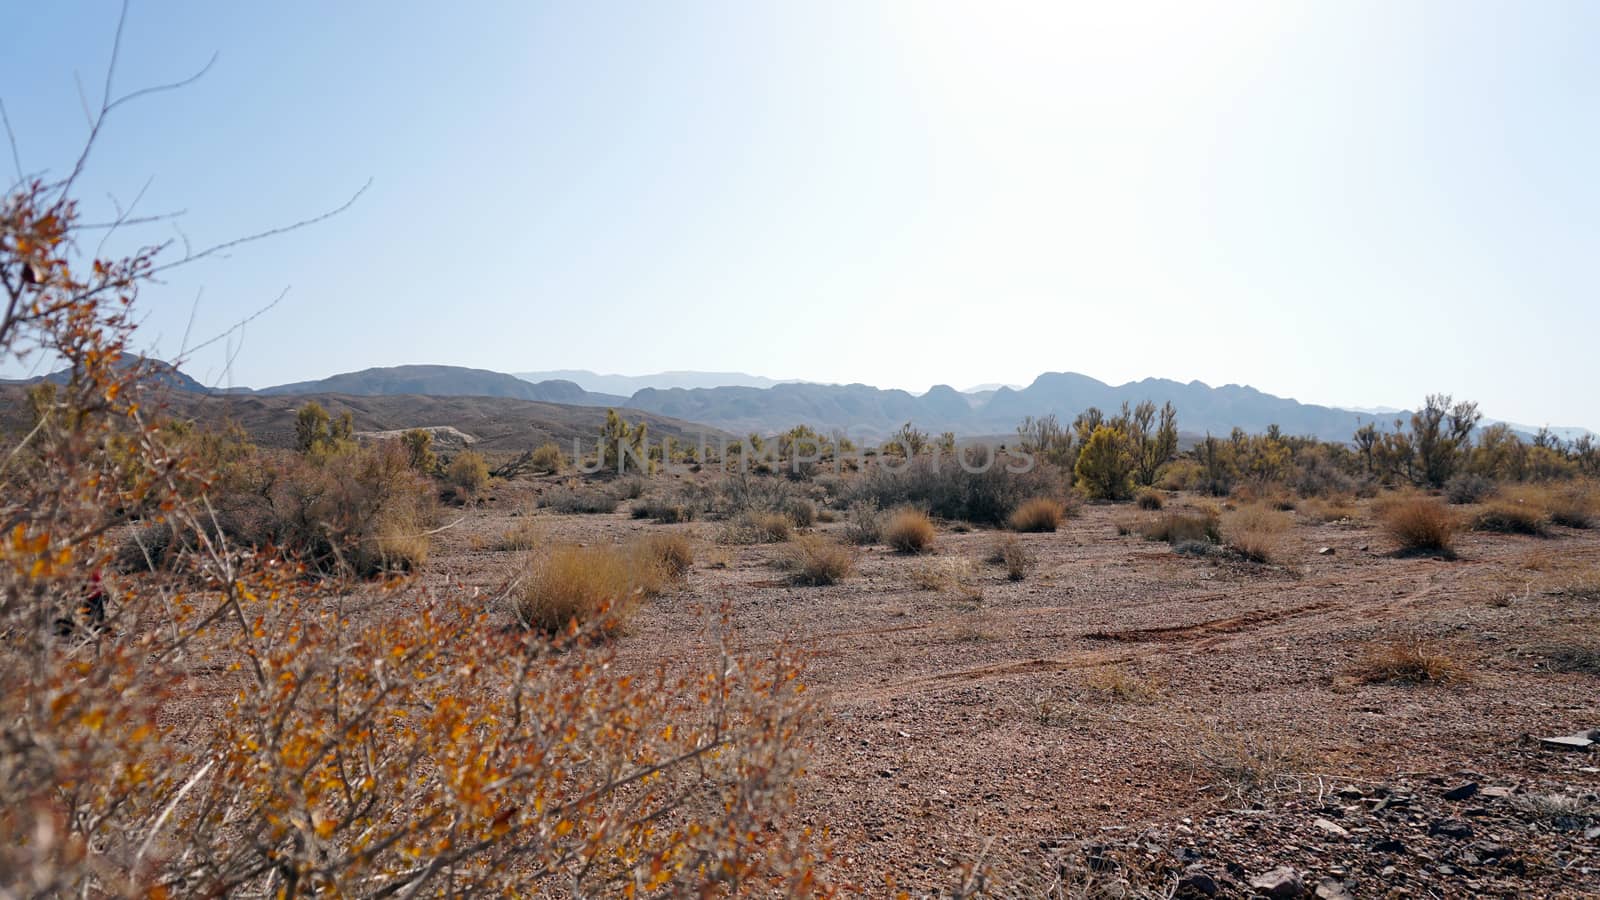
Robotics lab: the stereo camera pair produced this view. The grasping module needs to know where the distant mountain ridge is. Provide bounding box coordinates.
[514,369,796,395]
[12,361,1594,444]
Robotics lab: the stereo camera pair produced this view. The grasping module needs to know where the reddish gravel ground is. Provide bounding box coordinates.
[426,481,1600,898]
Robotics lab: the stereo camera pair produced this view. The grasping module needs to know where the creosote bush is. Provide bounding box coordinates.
[884,508,936,553]
[529,440,564,474]
[445,449,492,500]
[1381,495,1458,556]
[1009,497,1067,533]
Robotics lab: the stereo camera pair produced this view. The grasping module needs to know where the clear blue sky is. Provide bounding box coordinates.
[6,1,1597,429]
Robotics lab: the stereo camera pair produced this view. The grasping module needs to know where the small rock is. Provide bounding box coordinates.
[1335,786,1364,801]
[1176,865,1219,898]
[1473,842,1510,860]
[1372,838,1406,853]
[1318,547,1334,555]
[1313,817,1350,838]
[1437,865,1458,876]
[1429,818,1473,839]
[1249,867,1305,898]
[1479,786,1514,800]
[1442,782,1479,801]
[1540,733,1595,752]
[1586,825,1600,841]
[1315,879,1355,900]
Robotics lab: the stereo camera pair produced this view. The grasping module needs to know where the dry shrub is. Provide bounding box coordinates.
[1083,666,1161,704]
[445,450,491,500]
[785,499,817,528]
[539,482,619,514]
[631,497,696,523]
[910,556,976,592]
[989,534,1035,581]
[1137,508,1220,545]
[1190,724,1314,801]
[1009,497,1066,532]
[1135,489,1164,510]
[848,455,1059,525]
[782,534,855,585]
[1299,496,1357,524]
[842,501,884,545]
[1,180,828,896]
[637,531,695,577]
[1351,637,1469,685]
[529,441,564,474]
[717,511,792,545]
[497,516,543,551]
[1222,505,1292,564]
[1471,500,1549,536]
[1381,495,1457,556]
[1506,482,1597,529]
[884,508,936,553]
[516,544,646,634]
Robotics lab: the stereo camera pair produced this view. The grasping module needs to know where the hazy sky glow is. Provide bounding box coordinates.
[6,2,1598,428]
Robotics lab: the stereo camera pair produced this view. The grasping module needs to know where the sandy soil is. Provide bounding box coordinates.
[425,481,1600,898]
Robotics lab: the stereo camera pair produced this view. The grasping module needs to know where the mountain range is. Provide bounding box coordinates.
[9,362,1592,445]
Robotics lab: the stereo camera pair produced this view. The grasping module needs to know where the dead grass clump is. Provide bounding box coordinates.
[1083,666,1161,704]
[989,534,1035,581]
[1508,482,1597,529]
[1381,496,1457,556]
[841,501,884,545]
[1222,505,1292,564]
[497,517,543,551]
[515,544,647,635]
[1190,725,1313,801]
[1137,509,1221,545]
[1552,572,1600,602]
[910,556,976,592]
[1299,496,1357,524]
[718,511,792,545]
[638,532,695,577]
[785,499,817,528]
[1351,637,1469,685]
[1472,500,1549,536]
[630,497,696,523]
[884,508,936,553]
[1135,489,1163,510]
[1008,497,1066,533]
[782,534,855,585]
[539,483,619,514]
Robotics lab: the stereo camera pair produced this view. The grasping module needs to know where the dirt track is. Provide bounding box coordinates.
[429,486,1600,896]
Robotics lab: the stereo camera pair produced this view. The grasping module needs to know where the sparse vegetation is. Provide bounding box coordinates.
[990,535,1035,581]
[782,534,855,585]
[1135,488,1163,510]
[884,508,936,553]
[1381,495,1458,556]
[445,449,492,500]
[1471,500,1549,536]
[1009,496,1067,532]
[842,501,884,545]
[530,441,565,474]
[1222,505,1292,564]
[539,482,621,514]
[1351,637,1469,685]
[1136,508,1221,545]
[637,531,696,576]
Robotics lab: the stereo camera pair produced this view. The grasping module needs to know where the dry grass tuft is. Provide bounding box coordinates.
[1351,637,1469,685]
[1222,505,1292,564]
[1298,496,1357,524]
[1083,665,1162,704]
[1506,482,1597,529]
[1381,495,1457,557]
[637,531,695,577]
[782,534,855,585]
[1471,500,1549,536]
[718,511,792,545]
[1190,725,1315,801]
[884,508,936,553]
[515,544,648,635]
[910,556,976,592]
[1008,497,1067,533]
[1135,489,1164,510]
[1137,509,1221,545]
[989,534,1035,581]
[497,517,543,552]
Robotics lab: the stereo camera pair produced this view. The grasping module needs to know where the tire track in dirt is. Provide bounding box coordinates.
[1082,600,1333,643]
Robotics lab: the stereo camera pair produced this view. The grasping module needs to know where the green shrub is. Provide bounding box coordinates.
[1074,426,1134,501]
[530,441,564,474]
[848,456,1058,526]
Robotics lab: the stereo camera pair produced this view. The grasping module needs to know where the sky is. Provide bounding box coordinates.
[5,1,1598,429]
